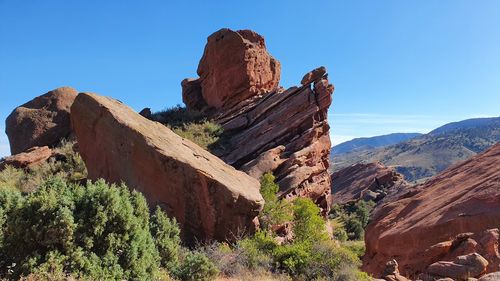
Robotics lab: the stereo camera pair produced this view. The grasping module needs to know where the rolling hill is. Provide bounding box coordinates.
[331,117,500,182]
[330,133,422,155]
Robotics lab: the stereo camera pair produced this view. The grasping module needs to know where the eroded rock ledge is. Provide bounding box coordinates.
[182,28,334,213]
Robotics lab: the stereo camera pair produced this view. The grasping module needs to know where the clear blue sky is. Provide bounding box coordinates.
[1,1,499,157]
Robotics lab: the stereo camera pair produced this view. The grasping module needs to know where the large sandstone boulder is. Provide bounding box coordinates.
[363,143,500,277]
[71,92,264,243]
[5,87,78,155]
[331,162,409,204]
[185,28,280,110]
[427,253,488,279]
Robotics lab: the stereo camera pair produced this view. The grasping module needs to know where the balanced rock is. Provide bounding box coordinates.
[5,87,78,154]
[363,143,500,277]
[0,146,52,170]
[71,93,264,243]
[187,28,281,110]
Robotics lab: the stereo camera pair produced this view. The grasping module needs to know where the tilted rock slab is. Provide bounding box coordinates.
[214,73,334,214]
[182,29,334,214]
[71,93,264,243]
[6,86,77,154]
[363,143,500,277]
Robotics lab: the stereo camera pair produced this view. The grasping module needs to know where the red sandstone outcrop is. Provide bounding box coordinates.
[427,253,488,279]
[182,29,334,213]
[186,28,281,110]
[331,162,409,204]
[5,87,78,155]
[71,92,264,243]
[0,146,53,170]
[363,143,500,278]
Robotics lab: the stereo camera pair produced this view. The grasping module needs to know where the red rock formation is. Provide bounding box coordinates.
[331,162,409,204]
[363,143,500,277]
[71,92,264,243]
[192,28,281,110]
[0,146,53,170]
[182,29,334,213]
[5,87,78,155]
[427,253,488,279]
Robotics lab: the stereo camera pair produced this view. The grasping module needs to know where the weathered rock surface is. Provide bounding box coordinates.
[214,78,333,213]
[5,87,78,155]
[331,162,409,204]
[71,92,264,243]
[0,146,53,170]
[427,253,488,280]
[191,28,281,110]
[363,143,500,277]
[478,271,500,280]
[182,29,334,213]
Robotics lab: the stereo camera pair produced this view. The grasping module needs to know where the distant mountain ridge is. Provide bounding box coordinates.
[429,117,499,135]
[331,133,422,155]
[331,117,500,182]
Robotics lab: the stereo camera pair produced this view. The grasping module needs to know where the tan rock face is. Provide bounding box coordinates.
[331,162,409,204]
[0,146,53,170]
[193,28,281,110]
[363,143,500,277]
[71,92,264,243]
[5,87,78,155]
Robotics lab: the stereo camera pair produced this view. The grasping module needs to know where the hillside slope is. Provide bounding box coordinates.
[331,117,500,182]
[331,132,422,155]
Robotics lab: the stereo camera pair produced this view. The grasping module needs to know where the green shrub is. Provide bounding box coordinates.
[329,200,375,241]
[237,231,277,270]
[292,198,329,243]
[344,216,365,240]
[171,121,223,150]
[176,250,218,281]
[152,106,225,151]
[259,173,293,229]
[0,178,159,280]
[342,240,366,259]
[331,220,348,242]
[0,140,87,193]
[150,206,181,272]
[306,241,361,279]
[0,165,25,191]
[152,105,205,128]
[272,242,311,275]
